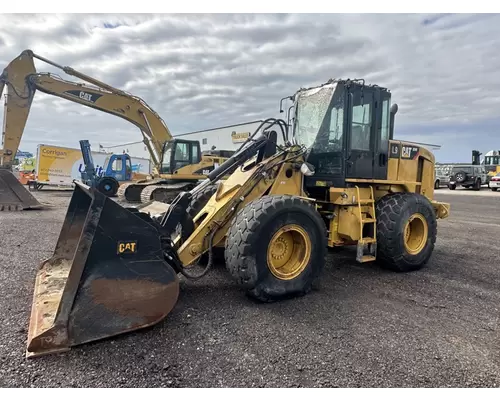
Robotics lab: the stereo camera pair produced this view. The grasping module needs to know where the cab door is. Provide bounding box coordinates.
[345,87,376,179]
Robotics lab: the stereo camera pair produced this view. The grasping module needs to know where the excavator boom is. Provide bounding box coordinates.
[0,52,43,210]
[0,49,176,210]
[1,49,174,168]
[0,49,232,208]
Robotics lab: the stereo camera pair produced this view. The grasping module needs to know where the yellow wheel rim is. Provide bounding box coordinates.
[267,224,311,280]
[404,213,428,255]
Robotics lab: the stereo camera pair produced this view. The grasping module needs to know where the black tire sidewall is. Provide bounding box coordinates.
[225,195,327,302]
[98,178,118,196]
[251,208,325,298]
[376,193,437,271]
[187,184,218,219]
[398,200,435,266]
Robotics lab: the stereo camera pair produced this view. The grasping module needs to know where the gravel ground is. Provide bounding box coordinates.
[0,187,499,388]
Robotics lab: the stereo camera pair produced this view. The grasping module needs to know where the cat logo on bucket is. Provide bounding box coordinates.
[117,241,138,255]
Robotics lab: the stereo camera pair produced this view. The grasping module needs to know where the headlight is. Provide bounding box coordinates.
[300,162,315,176]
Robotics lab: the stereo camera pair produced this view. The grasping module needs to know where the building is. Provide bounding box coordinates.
[173,120,282,153]
[100,141,151,160]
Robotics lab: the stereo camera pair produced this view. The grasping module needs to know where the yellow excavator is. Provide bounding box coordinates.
[0,50,232,211]
[24,78,450,359]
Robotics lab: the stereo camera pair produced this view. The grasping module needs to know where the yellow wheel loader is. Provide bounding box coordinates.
[24,78,450,359]
[0,50,232,211]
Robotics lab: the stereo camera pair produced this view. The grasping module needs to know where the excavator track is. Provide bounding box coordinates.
[117,181,155,203]
[139,182,198,204]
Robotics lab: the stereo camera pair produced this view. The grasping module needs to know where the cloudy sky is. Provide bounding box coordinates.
[1,13,499,163]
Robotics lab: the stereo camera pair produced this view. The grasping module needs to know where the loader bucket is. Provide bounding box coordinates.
[0,169,43,211]
[26,181,180,359]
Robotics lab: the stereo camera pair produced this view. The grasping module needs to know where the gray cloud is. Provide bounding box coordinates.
[1,13,499,162]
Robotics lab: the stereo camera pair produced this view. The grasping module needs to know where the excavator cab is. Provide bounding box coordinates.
[160,139,204,174]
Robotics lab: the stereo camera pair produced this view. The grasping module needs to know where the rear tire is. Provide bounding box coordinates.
[434,179,440,189]
[225,195,327,302]
[186,183,218,221]
[375,192,437,272]
[97,177,119,197]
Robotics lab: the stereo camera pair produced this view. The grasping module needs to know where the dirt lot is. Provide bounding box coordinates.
[0,187,499,388]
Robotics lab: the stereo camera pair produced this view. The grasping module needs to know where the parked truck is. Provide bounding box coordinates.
[29,144,151,191]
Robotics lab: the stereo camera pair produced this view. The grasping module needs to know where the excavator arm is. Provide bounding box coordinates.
[0,49,173,170]
[0,49,177,211]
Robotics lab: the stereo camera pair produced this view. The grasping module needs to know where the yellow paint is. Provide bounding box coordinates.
[268,162,305,197]
[176,148,306,266]
[403,213,428,255]
[36,145,84,184]
[117,241,137,254]
[267,224,311,280]
[231,131,250,143]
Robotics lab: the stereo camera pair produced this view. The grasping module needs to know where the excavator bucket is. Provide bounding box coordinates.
[26,181,180,359]
[0,169,43,211]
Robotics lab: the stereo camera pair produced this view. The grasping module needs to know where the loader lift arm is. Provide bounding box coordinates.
[0,49,172,170]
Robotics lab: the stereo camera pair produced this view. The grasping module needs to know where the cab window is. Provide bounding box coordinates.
[351,103,371,151]
[192,143,200,164]
[111,158,122,172]
[175,142,189,161]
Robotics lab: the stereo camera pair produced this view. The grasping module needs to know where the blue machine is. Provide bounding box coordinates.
[79,140,132,197]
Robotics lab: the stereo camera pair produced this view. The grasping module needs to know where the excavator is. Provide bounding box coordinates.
[0,49,232,211]
[23,77,451,359]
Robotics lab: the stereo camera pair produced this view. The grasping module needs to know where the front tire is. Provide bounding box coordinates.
[97,177,119,197]
[224,195,327,302]
[375,193,437,272]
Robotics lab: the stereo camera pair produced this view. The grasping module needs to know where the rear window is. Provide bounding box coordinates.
[451,166,473,174]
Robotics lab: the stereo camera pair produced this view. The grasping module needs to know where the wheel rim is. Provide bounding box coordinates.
[267,224,311,280]
[403,213,428,255]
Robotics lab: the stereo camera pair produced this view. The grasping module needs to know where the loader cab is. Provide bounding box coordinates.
[291,80,392,194]
[102,154,132,181]
[160,139,202,174]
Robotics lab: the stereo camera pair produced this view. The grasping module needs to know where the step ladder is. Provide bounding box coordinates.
[354,185,377,263]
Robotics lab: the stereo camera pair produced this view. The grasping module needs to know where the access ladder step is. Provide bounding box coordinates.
[360,255,376,263]
[362,218,376,224]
